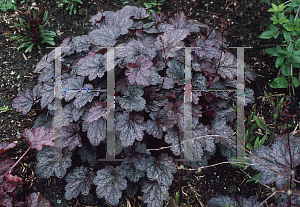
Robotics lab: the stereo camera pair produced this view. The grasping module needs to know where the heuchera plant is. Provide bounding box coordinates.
[11,5,259,206]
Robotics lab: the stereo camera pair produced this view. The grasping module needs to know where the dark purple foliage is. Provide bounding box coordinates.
[64,166,95,200]
[93,166,127,206]
[249,135,300,188]
[207,195,261,207]
[10,5,259,206]
[35,146,72,179]
[25,192,52,207]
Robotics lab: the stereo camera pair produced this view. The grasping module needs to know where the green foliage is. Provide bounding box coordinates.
[56,0,83,15]
[230,156,250,169]
[121,0,165,21]
[246,172,262,183]
[0,106,9,113]
[0,0,25,12]
[5,6,57,53]
[260,1,300,93]
[164,191,186,207]
[0,0,17,11]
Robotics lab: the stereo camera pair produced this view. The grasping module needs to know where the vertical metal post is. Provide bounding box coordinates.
[53,47,63,159]
[230,47,252,158]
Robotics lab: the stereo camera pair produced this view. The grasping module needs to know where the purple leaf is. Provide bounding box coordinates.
[208,195,261,207]
[76,53,106,81]
[21,126,57,150]
[71,35,92,53]
[116,85,146,112]
[162,77,175,89]
[155,29,190,59]
[104,8,133,34]
[82,116,106,146]
[78,143,99,168]
[0,141,16,156]
[86,101,107,123]
[62,75,85,102]
[12,89,35,115]
[88,23,128,47]
[123,5,149,19]
[37,64,54,83]
[121,159,145,183]
[141,180,168,207]
[191,36,222,60]
[169,11,207,33]
[2,174,23,193]
[192,73,207,89]
[211,118,234,148]
[33,113,53,129]
[34,50,54,73]
[0,192,13,207]
[60,37,74,56]
[126,56,153,86]
[93,166,127,206]
[166,59,185,85]
[35,146,72,179]
[39,81,54,109]
[249,135,300,188]
[277,191,300,207]
[64,166,95,200]
[73,84,99,109]
[208,195,235,207]
[214,52,237,80]
[0,158,15,179]
[164,101,185,131]
[122,142,150,182]
[61,103,85,126]
[115,112,146,147]
[152,13,165,23]
[116,78,129,95]
[25,192,52,207]
[89,12,103,26]
[62,123,82,151]
[116,38,156,66]
[146,153,177,187]
[146,109,176,139]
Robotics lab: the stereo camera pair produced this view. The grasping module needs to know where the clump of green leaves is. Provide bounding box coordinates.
[5,6,56,53]
[164,191,186,207]
[0,106,9,113]
[0,0,17,12]
[259,1,300,94]
[0,0,26,12]
[57,0,83,15]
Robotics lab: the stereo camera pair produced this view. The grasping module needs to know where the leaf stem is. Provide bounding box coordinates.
[0,146,31,181]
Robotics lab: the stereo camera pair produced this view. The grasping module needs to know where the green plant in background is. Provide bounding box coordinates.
[0,0,25,12]
[164,191,186,207]
[245,172,262,184]
[0,106,9,113]
[5,6,56,53]
[57,0,83,15]
[121,0,165,21]
[0,0,17,11]
[259,1,300,95]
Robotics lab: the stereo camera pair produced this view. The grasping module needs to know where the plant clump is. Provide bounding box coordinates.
[11,5,258,206]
